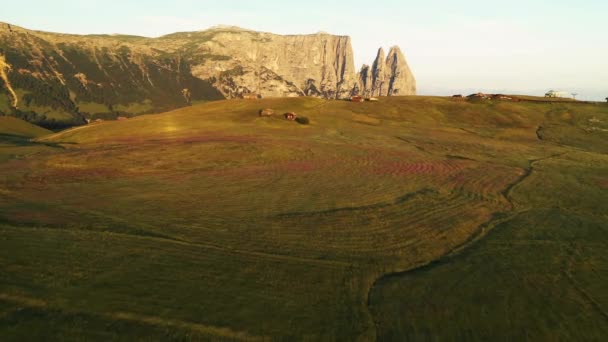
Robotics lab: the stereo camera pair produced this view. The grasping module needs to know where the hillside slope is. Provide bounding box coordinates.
[0,115,51,137]
[2,97,607,340]
[0,23,224,128]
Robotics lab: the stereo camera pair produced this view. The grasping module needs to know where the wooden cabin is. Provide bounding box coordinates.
[467,92,489,99]
[492,94,513,101]
[350,96,364,103]
[284,112,297,121]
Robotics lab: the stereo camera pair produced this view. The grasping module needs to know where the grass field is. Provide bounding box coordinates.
[0,116,54,163]
[1,96,607,340]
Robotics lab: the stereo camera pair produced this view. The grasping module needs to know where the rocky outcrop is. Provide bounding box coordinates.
[385,46,416,95]
[355,64,372,97]
[0,22,415,128]
[371,48,387,96]
[357,47,416,97]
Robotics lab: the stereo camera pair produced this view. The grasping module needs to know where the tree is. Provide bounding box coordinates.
[605,97,608,103]
[571,93,578,100]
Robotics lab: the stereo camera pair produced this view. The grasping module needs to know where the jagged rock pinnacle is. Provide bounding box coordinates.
[355,46,416,97]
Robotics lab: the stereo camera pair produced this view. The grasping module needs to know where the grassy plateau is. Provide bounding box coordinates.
[0,96,607,340]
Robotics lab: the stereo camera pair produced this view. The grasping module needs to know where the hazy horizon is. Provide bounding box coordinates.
[2,0,607,100]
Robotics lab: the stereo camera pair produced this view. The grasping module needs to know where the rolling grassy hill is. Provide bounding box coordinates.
[1,96,607,340]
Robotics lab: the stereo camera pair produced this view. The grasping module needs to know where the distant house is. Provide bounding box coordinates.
[492,94,513,101]
[259,108,274,117]
[545,90,567,98]
[467,92,489,99]
[366,97,379,102]
[284,112,297,121]
[350,96,364,103]
[452,94,464,98]
[242,93,262,100]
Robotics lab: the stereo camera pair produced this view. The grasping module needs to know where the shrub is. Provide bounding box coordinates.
[295,116,310,125]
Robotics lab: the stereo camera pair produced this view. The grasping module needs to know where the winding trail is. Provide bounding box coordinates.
[501,152,568,210]
[364,151,568,341]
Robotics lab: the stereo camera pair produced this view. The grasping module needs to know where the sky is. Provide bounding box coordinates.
[2,0,607,100]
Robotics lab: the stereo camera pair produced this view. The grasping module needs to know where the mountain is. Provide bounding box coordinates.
[0,22,415,128]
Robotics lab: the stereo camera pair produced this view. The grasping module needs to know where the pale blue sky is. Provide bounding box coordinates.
[2,0,607,100]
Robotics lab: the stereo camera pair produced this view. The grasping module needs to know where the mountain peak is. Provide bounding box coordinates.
[356,45,415,97]
[388,45,402,53]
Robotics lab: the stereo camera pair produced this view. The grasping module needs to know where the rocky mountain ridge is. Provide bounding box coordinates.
[0,22,415,128]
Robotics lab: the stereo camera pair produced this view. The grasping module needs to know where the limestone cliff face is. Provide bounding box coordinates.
[169,27,358,99]
[181,27,416,99]
[0,22,415,128]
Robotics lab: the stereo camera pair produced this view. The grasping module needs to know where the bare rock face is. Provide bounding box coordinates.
[385,46,416,95]
[355,64,372,97]
[371,48,387,97]
[357,46,416,97]
[183,28,416,99]
[179,27,358,99]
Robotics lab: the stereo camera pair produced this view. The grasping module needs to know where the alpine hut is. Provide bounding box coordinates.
[284,112,297,121]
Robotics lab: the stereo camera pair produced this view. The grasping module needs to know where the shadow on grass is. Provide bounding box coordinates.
[0,133,71,149]
[0,215,176,242]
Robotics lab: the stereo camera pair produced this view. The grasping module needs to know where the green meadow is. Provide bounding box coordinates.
[1,96,607,340]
